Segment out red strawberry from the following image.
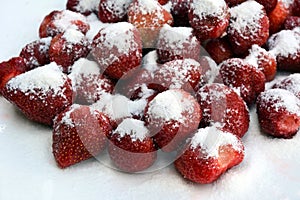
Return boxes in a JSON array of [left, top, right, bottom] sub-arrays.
[[189, 0, 230, 41], [158, 0, 169, 5], [127, 0, 173, 48], [19, 37, 52, 71], [1, 63, 73, 126], [272, 74, 300, 99], [49, 29, 90, 73], [198, 56, 220, 86], [224, 0, 246, 7], [244, 44, 277, 82], [145, 89, 202, 152], [108, 118, 157, 172], [255, 0, 278, 13], [196, 83, 250, 138], [69, 58, 114, 105], [219, 58, 266, 105], [257, 88, 300, 138], [170, 0, 191, 26], [66, 0, 98, 16], [284, 16, 300, 30], [292, 0, 300, 16], [205, 37, 234, 64], [53, 104, 112, 168], [267, 29, 300, 71], [268, 0, 292, 34], [156, 25, 201, 63], [227, 0, 269, 56], [91, 22, 142, 80], [98, 0, 132, 23], [39, 10, 90, 38], [175, 126, 244, 184], [150, 59, 202, 92], [0, 57, 26, 93]]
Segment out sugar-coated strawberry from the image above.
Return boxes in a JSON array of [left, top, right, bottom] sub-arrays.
[[205, 37, 234, 64], [256, 0, 278, 13], [196, 83, 249, 138], [224, 0, 246, 7], [2, 63, 74, 125], [91, 22, 142, 80], [150, 59, 202, 92], [227, 0, 269, 56], [284, 16, 300, 30], [69, 58, 114, 105], [219, 58, 266, 104], [257, 88, 300, 138], [156, 25, 201, 63], [53, 104, 112, 168], [175, 126, 244, 184], [127, 0, 173, 48], [19, 37, 52, 71], [66, 0, 99, 16], [39, 10, 90, 38], [98, 0, 132, 23], [268, 0, 292, 34], [267, 29, 300, 71], [108, 118, 157, 172], [145, 89, 202, 152], [49, 29, 90, 73], [189, 0, 230, 41], [272, 73, 300, 99], [244, 44, 277, 82], [170, 0, 191, 26], [0, 57, 26, 93]]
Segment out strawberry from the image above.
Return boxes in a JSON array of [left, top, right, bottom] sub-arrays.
[[145, 89, 202, 152], [150, 59, 202, 92], [219, 58, 266, 105], [227, 1, 269, 56], [20, 37, 52, 71], [0, 57, 26, 93], [49, 29, 90, 73], [205, 37, 234, 64], [69, 58, 114, 105], [272, 74, 300, 99], [156, 25, 201, 64], [91, 22, 142, 80], [1, 63, 74, 126], [196, 83, 250, 138], [39, 10, 90, 38], [257, 88, 300, 138], [127, 0, 173, 48], [189, 0, 230, 41], [66, 0, 99, 16], [292, 0, 300, 16], [255, 0, 278, 13], [284, 16, 300, 30], [98, 0, 132, 23], [268, 0, 292, 34], [53, 104, 112, 168], [244, 44, 277, 82], [108, 118, 156, 172], [170, 0, 191, 26], [175, 126, 244, 184], [158, 0, 169, 5], [198, 56, 220, 86], [224, 0, 246, 7]]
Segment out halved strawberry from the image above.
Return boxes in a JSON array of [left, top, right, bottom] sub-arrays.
[[175, 126, 244, 184], [98, 0, 132, 23], [53, 104, 112, 168], [0, 57, 26, 93], [257, 88, 300, 138], [108, 118, 157, 172]]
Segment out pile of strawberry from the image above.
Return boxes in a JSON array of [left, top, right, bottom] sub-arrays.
[[0, 0, 300, 184]]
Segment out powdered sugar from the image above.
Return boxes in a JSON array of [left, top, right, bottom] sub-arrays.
[[62, 29, 85, 44], [75, 0, 99, 13], [142, 50, 159, 74], [101, 0, 132, 18], [273, 73, 300, 97], [113, 118, 149, 141], [53, 10, 88, 33], [59, 104, 82, 128], [69, 58, 100, 80], [191, 0, 227, 20], [191, 125, 243, 158]]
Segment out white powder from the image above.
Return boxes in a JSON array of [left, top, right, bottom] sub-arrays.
[[75, 0, 99, 13], [191, 0, 227, 20], [101, 0, 132, 18], [135, 0, 162, 14], [59, 104, 82, 128], [191, 125, 243, 158], [69, 58, 100, 80], [62, 29, 85, 44], [53, 10, 88, 33], [142, 50, 159, 75], [273, 74, 300, 97], [229, 1, 264, 37], [113, 118, 149, 141], [6, 62, 68, 98]]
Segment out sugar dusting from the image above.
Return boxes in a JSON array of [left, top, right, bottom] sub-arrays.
[[53, 10, 88, 33], [113, 118, 149, 141], [75, 0, 99, 13], [191, 0, 227, 20]]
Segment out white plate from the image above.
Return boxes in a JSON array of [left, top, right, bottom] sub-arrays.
[[1, 1, 300, 199]]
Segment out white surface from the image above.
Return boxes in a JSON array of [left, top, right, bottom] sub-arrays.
[[0, 1, 300, 200]]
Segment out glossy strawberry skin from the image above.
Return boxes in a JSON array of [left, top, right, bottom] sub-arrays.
[[268, 1, 291, 34], [108, 132, 157, 173], [205, 37, 234, 64], [53, 105, 112, 168], [0, 57, 26, 93]]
